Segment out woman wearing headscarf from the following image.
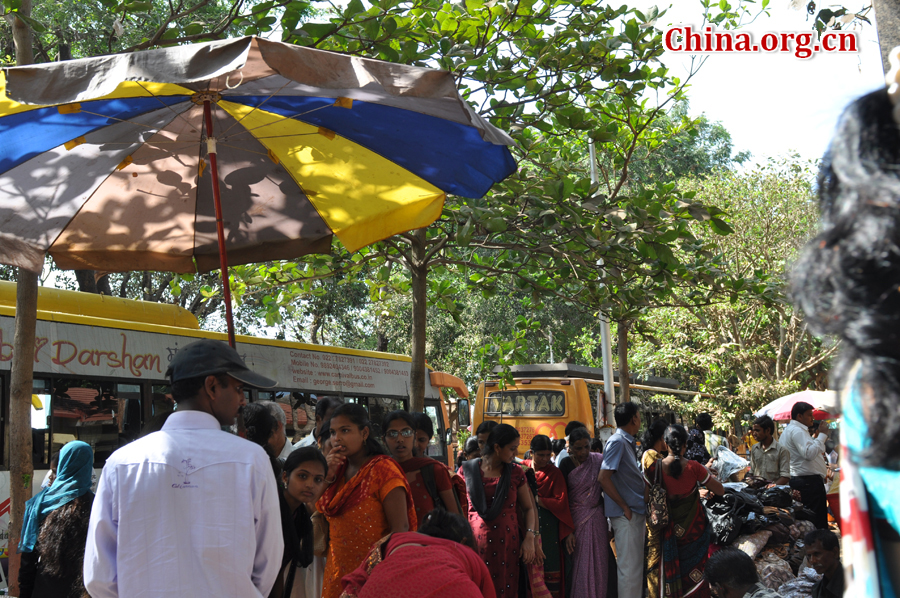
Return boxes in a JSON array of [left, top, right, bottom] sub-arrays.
[[18, 440, 94, 598]]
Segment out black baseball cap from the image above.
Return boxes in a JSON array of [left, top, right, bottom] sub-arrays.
[[165, 339, 277, 388]]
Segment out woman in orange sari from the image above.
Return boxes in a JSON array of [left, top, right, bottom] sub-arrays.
[[316, 403, 416, 598]]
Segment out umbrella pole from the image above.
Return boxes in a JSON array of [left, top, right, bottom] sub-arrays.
[[203, 99, 237, 348]]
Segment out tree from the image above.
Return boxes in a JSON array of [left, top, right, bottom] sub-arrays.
[[619, 157, 829, 424]]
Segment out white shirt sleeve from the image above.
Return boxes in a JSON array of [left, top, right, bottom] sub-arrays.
[[252, 458, 285, 596], [84, 464, 119, 598]]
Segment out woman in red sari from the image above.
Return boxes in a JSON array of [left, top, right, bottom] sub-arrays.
[[341, 509, 495, 598], [316, 403, 417, 598], [643, 424, 724, 598], [463, 423, 541, 598], [382, 410, 460, 526], [524, 435, 575, 598]]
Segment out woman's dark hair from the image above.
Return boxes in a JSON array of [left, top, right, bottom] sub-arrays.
[[412, 412, 434, 439], [330, 402, 385, 456], [284, 446, 328, 477], [704, 547, 759, 589], [481, 423, 520, 457], [569, 427, 591, 445], [35, 493, 93, 593], [564, 420, 586, 436], [464, 436, 480, 455], [792, 88, 900, 469], [318, 417, 333, 445], [475, 420, 498, 436], [551, 438, 566, 455], [242, 403, 277, 457], [695, 413, 713, 431], [419, 509, 475, 547], [242, 402, 281, 478], [382, 410, 415, 436], [642, 418, 669, 454], [530, 434, 552, 452], [591, 437, 604, 452], [664, 424, 689, 479]]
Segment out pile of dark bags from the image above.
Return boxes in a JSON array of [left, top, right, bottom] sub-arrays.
[[703, 483, 821, 596]]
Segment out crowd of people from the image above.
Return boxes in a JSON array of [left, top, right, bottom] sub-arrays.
[[15, 338, 846, 598]]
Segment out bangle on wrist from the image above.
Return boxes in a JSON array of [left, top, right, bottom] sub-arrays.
[[325, 477, 336, 484], [526, 528, 540, 536]]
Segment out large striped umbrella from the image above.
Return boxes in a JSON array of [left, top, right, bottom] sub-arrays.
[[0, 36, 516, 344]]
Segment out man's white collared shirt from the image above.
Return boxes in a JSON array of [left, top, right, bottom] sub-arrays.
[[84, 410, 284, 598], [780, 419, 828, 479]]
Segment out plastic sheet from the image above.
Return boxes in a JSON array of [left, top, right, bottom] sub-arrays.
[[711, 447, 749, 482], [778, 567, 822, 598]]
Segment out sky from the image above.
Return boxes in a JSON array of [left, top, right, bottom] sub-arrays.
[[635, 1, 886, 165]]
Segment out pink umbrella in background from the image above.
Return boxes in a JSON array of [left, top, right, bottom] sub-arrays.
[[755, 389, 839, 422]]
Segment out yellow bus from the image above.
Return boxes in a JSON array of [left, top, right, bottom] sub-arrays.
[[473, 364, 683, 456], [0, 281, 465, 558]]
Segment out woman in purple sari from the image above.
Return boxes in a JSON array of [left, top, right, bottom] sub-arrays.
[[558, 427, 607, 598]]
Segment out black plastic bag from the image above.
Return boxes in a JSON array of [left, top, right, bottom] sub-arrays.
[[759, 487, 793, 509], [704, 489, 763, 545]]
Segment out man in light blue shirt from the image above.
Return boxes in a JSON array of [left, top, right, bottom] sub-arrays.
[[599, 402, 645, 598]]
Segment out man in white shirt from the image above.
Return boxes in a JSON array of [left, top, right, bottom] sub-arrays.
[[84, 339, 284, 598], [779, 400, 829, 529], [258, 399, 294, 461]]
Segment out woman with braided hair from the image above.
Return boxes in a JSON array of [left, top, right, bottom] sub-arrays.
[[643, 424, 723, 598]]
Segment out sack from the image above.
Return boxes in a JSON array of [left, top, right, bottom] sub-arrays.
[[646, 463, 669, 531], [311, 509, 329, 557], [755, 553, 795, 590]]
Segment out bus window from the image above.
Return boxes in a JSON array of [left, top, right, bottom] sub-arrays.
[[458, 399, 470, 427], [32, 378, 51, 468], [423, 404, 445, 460], [151, 384, 174, 417], [367, 397, 406, 438]]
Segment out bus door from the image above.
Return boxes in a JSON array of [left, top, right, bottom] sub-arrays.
[[423, 398, 448, 465]]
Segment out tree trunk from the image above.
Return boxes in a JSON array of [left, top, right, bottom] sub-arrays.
[[9, 270, 38, 597], [617, 320, 630, 403], [74, 270, 98, 293], [408, 228, 428, 413], [9, 17, 35, 596]]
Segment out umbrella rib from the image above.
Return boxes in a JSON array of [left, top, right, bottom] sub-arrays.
[[217, 79, 294, 139], [134, 81, 197, 131], [221, 103, 336, 141]]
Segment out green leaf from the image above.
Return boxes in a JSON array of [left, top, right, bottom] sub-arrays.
[[183, 22, 205, 35], [123, 0, 153, 12], [345, 0, 365, 18], [457, 218, 475, 246], [300, 22, 338, 39], [709, 217, 734, 235], [484, 217, 507, 233], [14, 12, 47, 32]]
